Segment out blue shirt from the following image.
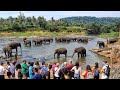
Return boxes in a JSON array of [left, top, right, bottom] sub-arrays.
[[40, 67, 48, 76], [32, 74, 42, 79], [29, 66, 34, 79], [10, 65, 16, 74]]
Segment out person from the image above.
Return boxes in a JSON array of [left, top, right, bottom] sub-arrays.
[[70, 62, 81, 79], [82, 65, 94, 79], [65, 60, 74, 79], [54, 63, 60, 79], [10, 62, 16, 79], [16, 63, 22, 79], [0, 62, 5, 79], [6, 62, 11, 79], [64, 68, 70, 79], [101, 61, 110, 79], [52, 62, 56, 74], [32, 68, 42, 79], [22, 60, 28, 79], [40, 63, 48, 79], [29, 62, 34, 79], [34, 61, 40, 69], [45, 64, 54, 79], [59, 63, 65, 79], [92, 62, 101, 79]]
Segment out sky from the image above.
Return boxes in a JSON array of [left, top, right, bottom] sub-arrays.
[[0, 11, 120, 20]]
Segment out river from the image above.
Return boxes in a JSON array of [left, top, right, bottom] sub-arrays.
[[0, 35, 111, 69]]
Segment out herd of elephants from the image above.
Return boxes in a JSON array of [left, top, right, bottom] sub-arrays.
[[2, 36, 118, 60]]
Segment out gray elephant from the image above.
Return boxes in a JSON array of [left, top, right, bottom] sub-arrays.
[[77, 37, 82, 42], [23, 38, 31, 46], [71, 37, 77, 42], [107, 39, 117, 44], [32, 39, 42, 45], [97, 41, 105, 48], [7, 42, 22, 55], [54, 48, 67, 59], [3, 46, 12, 58], [81, 37, 88, 42], [72, 47, 86, 58]]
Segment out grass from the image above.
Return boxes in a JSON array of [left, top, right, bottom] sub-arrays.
[[99, 32, 119, 38], [0, 30, 86, 37]]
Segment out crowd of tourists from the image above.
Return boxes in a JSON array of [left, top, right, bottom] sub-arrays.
[[0, 60, 110, 79]]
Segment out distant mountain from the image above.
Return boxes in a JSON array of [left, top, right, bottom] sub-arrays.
[[59, 16, 120, 25]]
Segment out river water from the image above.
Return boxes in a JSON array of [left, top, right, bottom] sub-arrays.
[[0, 35, 111, 69]]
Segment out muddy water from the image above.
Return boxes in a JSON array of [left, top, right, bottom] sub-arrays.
[[0, 35, 111, 69]]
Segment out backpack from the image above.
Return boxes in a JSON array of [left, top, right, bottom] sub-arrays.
[[105, 65, 110, 76], [94, 68, 99, 76], [86, 71, 94, 79]]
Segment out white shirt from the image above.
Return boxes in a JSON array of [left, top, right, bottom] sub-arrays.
[[71, 66, 81, 75], [101, 64, 110, 79], [54, 67, 60, 77], [0, 66, 4, 75]]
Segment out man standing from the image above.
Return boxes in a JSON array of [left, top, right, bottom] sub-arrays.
[[22, 60, 28, 79], [0, 62, 5, 79], [101, 61, 110, 79], [10, 62, 16, 79]]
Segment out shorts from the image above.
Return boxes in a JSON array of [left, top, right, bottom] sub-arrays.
[[0, 75, 4, 79], [7, 72, 12, 77], [74, 74, 80, 79]]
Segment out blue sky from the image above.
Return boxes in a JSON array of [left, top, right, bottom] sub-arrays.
[[0, 11, 120, 20]]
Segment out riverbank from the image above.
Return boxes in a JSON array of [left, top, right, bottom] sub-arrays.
[[99, 32, 119, 38], [90, 41, 120, 79], [0, 31, 86, 38]]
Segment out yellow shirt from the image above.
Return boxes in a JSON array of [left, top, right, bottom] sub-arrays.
[[92, 66, 101, 74]]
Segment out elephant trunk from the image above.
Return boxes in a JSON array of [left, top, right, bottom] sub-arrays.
[[54, 53, 56, 58], [72, 52, 75, 58], [19, 44, 22, 55]]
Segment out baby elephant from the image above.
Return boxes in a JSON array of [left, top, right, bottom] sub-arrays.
[[23, 37, 31, 46], [97, 41, 105, 48], [3, 46, 12, 58]]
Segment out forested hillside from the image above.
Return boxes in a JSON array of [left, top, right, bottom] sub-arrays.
[[0, 12, 120, 36]]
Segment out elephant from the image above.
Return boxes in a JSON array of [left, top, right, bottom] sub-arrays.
[[71, 37, 77, 41], [72, 47, 86, 58], [97, 41, 105, 48], [32, 39, 43, 45], [55, 37, 71, 43], [3, 46, 12, 58], [81, 37, 88, 42], [42, 38, 51, 43], [23, 38, 31, 46], [77, 37, 82, 42], [54, 48, 67, 59], [107, 38, 117, 44], [77, 37, 88, 43], [7, 42, 22, 55]]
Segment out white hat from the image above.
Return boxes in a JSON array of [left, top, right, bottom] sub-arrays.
[[64, 62, 67, 65]]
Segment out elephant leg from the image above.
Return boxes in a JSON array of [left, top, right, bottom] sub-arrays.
[[65, 53, 67, 58], [57, 54, 59, 59], [16, 48, 18, 55], [4, 52, 7, 58], [78, 53, 80, 58], [30, 43, 31, 46]]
